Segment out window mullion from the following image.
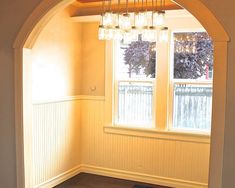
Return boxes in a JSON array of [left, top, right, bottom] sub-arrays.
[[155, 42, 170, 131]]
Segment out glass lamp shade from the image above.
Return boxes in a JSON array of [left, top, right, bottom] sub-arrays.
[[153, 11, 165, 26], [113, 26, 123, 40], [119, 13, 132, 31], [98, 25, 106, 40], [135, 12, 147, 28], [105, 28, 114, 40], [113, 14, 119, 26], [159, 27, 169, 42], [103, 12, 115, 27], [123, 31, 134, 44], [129, 26, 139, 42], [142, 26, 157, 42]]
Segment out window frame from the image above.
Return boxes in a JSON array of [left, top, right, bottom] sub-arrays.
[[112, 40, 157, 129], [168, 29, 213, 133], [104, 29, 212, 140]]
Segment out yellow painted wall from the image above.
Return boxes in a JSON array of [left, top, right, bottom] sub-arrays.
[[32, 17, 105, 99], [81, 22, 105, 96], [32, 9, 82, 101]]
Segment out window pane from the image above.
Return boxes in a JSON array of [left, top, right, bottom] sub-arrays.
[[173, 84, 212, 131], [173, 32, 213, 80], [117, 81, 153, 128], [117, 36, 156, 79]]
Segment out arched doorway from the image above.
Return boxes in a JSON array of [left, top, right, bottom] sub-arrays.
[[14, 0, 229, 188]]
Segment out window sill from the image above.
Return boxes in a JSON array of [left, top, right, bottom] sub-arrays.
[[104, 126, 210, 144]]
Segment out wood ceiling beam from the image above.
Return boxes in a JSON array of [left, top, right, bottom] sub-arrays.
[[71, 2, 182, 16], [78, 0, 102, 2]]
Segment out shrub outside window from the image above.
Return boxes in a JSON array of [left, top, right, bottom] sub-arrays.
[[114, 36, 156, 128]]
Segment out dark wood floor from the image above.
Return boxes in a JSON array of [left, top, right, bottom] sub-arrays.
[[54, 173, 172, 188]]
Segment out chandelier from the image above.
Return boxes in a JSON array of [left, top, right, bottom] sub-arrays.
[[98, 0, 169, 42]]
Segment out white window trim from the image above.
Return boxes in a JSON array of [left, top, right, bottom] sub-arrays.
[[104, 32, 211, 142], [104, 126, 210, 144], [106, 40, 157, 129], [168, 30, 213, 133]]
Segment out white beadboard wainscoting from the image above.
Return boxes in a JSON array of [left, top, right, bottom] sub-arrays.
[[32, 98, 81, 187], [81, 98, 210, 188], [31, 96, 210, 188]]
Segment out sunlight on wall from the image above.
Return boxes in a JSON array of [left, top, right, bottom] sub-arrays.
[[31, 8, 82, 102], [30, 8, 82, 187], [32, 51, 68, 101]]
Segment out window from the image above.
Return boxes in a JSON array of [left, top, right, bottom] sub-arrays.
[[170, 32, 213, 132], [114, 36, 156, 129], [106, 30, 213, 134]]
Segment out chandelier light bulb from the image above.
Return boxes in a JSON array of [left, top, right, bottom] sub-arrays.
[[142, 26, 149, 41], [113, 26, 123, 40], [105, 28, 114, 40], [159, 27, 169, 42], [130, 26, 139, 42], [142, 26, 157, 42], [120, 13, 132, 31], [153, 11, 166, 26], [103, 12, 115, 27], [98, 25, 106, 40], [135, 12, 147, 28], [123, 31, 134, 44], [112, 13, 119, 26]]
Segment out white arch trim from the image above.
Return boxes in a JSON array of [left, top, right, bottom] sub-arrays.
[[173, 0, 229, 42], [14, 0, 229, 188]]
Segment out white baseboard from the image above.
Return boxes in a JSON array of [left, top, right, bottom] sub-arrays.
[[35, 164, 208, 188], [79, 164, 208, 188], [35, 165, 81, 188]]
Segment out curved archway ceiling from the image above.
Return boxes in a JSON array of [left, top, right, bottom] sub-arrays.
[[72, 0, 182, 16]]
